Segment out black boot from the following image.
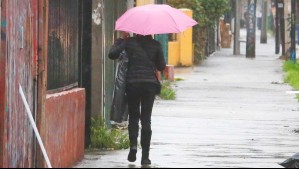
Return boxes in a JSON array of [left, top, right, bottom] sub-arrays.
[[141, 152, 151, 165], [141, 129, 152, 165], [128, 118, 139, 163], [128, 146, 137, 162]]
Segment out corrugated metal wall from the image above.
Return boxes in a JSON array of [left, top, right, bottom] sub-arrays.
[[47, 0, 80, 91], [1, 0, 38, 167]]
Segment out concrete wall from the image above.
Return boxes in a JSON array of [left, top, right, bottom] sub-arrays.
[[168, 9, 194, 67], [178, 9, 193, 66], [44, 88, 85, 168], [168, 41, 180, 66], [91, 0, 104, 119]]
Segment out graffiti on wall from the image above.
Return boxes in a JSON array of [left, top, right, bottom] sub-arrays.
[[92, 2, 102, 25], [1, 21, 6, 40]]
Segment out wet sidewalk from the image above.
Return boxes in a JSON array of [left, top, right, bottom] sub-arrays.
[[75, 34, 299, 168]]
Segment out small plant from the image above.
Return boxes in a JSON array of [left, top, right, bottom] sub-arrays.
[[90, 118, 130, 150], [283, 61, 299, 102], [174, 77, 184, 82], [160, 81, 176, 100], [283, 61, 299, 90], [283, 60, 299, 72]]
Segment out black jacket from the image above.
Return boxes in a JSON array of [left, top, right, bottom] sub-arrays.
[[108, 36, 166, 84]]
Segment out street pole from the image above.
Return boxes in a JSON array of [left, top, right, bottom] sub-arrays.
[[246, 0, 257, 58], [291, 0, 296, 62], [275, 0, 280, 54], [278, 0, 285, 56], [234, 0, 241, 55], [260, 0, 268, 44]]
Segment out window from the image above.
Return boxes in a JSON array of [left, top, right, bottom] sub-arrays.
[[47, 0, 80, 93]]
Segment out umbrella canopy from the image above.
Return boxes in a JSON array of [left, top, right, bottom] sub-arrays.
[[115, 4, 198, 35], [280, 153, 299, 168]]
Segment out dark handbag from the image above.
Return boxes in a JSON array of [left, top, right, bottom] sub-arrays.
[[155, 72, 162, 95]]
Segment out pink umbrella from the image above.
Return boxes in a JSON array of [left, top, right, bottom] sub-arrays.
[[115, 4, 198, 35]]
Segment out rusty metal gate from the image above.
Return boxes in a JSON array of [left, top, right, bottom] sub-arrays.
[[0, 0, 39, 167]]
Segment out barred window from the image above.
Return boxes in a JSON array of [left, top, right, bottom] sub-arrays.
[[47, 0, 80, 92]]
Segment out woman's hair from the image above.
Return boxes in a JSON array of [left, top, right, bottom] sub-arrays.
[[136, 34, 153, 39]]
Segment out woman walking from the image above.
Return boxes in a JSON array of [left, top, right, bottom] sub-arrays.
[[109, 34, 166, 166]]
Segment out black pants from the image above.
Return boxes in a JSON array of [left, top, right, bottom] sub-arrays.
[[126, 82, 156, 156]]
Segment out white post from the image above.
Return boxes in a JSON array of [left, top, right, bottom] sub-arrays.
[[19, 85, 52, 168]]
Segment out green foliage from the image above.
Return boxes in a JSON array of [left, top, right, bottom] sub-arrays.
[[166, 0, 230, 64], [167, 0, 202, 25], [283, 61, 299, 102], [283, 60, 299, 72], [198, 0, 230, 28], [160, 81, 176, 100], [284, 71, 299, 90], [90, 118, 130, 150], [167, 0, 230, 28]]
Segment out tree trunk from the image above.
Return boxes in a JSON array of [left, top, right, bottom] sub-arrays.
[[260, 0, 268, 44], [275, 0, 280, 54], [246, 0, 257, 58]]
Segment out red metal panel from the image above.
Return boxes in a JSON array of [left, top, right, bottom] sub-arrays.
[[0, 0, 7, 167], [2, 1, 86, 167], [2, 0, 39, 167], [45, 89, 86, 168], [36, 0, 49, 167]]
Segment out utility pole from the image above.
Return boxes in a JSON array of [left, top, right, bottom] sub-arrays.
[[275, 0, 280, 54], [278, 0, 286, 56], [246, 0, 257, 58], [291, 0, 296, 62], [260, 0, 268, 43], [234, 0, 241, 55], [284, 0, 291, 59]]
